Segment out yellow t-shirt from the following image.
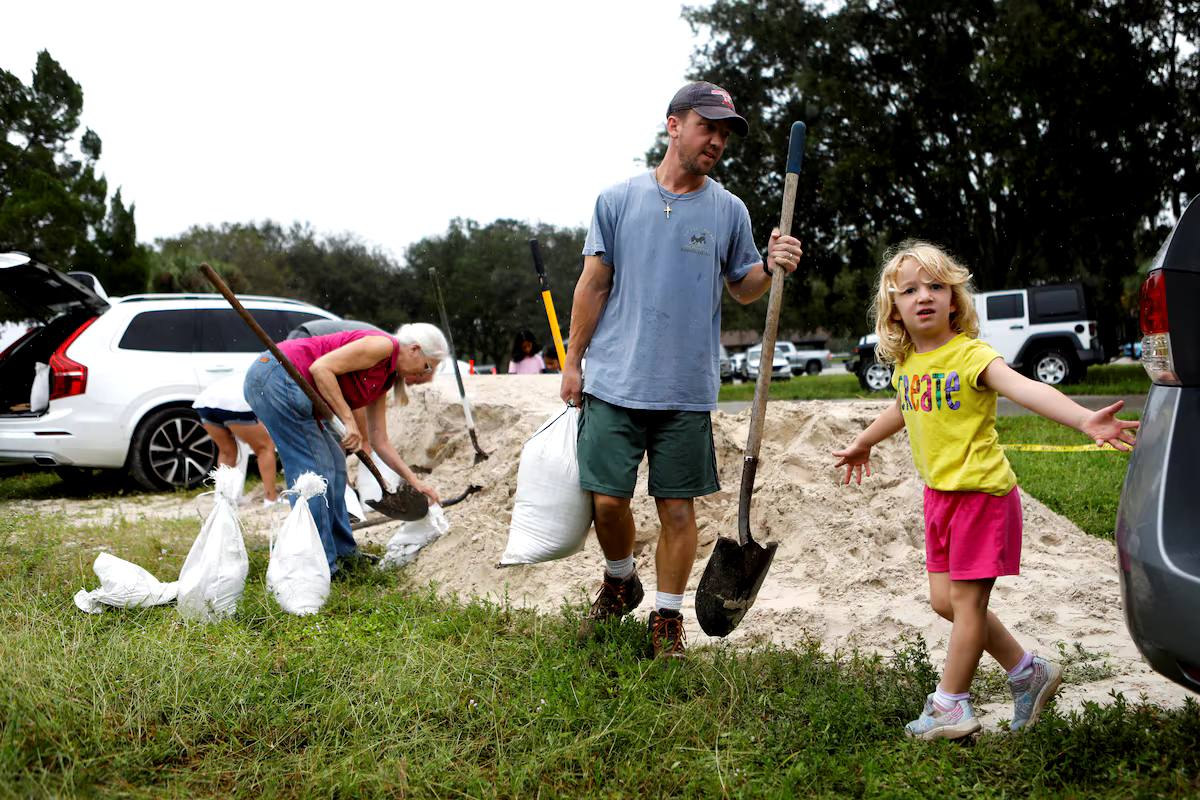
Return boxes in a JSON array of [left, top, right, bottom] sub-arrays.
[[891, 334, 1016, 496]]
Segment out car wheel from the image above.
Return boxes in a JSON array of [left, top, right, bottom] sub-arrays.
[[859, 361, 893, 392], [1028, 349, 1072, 386], [806, 360, 822, 376], [128, 407, 218, 491]]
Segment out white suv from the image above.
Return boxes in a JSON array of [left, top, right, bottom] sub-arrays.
[[0, 253, 338, 489], [847, 283, 1105, 391]]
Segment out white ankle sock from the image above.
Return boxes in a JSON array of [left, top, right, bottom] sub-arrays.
[[655, 591, 683, 612], [605, 556, 635, 579], [933, 685, 970, 712]]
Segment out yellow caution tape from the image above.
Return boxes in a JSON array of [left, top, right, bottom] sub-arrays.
[[1002, 443, 1123, 453]]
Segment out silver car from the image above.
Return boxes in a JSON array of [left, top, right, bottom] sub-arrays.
[[1115, 196, 1200, 693]]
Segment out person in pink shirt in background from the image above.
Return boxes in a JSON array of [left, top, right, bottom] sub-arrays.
[[508, 329, 545, 375]]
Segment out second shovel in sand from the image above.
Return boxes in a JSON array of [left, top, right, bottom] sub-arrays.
[[429, 267, 489, 464]]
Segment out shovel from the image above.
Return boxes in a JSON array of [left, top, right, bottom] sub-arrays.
[[200, 263, 429, 521], [429, 268, 489, 464], [528, 238, 568, 369], [695, 122, 807, 637]]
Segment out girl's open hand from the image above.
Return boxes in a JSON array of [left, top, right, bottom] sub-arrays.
[[833, 440, 873, 485], [1081, 400, 1140, 451]]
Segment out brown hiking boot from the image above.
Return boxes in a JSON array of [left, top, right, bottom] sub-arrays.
[[577, 571, 644, 640], [648, 609, 686, 659]]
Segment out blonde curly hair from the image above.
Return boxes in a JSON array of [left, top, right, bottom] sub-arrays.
[[871, 240, 979, 365]]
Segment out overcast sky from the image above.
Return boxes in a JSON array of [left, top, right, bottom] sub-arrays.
[[4, 1, 705, 262]]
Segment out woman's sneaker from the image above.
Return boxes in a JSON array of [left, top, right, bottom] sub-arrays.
[[905, 694, 982, 740], [1009, 656, 1063, 731], [577, 571, 644, 641]]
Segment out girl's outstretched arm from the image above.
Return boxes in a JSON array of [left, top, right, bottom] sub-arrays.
[[833, 397, 905, 484], [981, 359, 1139, 450]]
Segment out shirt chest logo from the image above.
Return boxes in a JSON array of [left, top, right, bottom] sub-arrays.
[[681, 227, 714, 256]]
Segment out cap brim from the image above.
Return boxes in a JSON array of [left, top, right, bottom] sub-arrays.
[[693, 106, 749, 136]]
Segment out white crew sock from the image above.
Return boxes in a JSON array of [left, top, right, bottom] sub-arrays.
[[604, 556, 635, 580], [655, 591, 683, 612]]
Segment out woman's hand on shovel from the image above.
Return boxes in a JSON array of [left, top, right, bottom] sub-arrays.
[[339, 417, 363, 452], [413, 480, 441, 505], [833, 440, 873, 485]]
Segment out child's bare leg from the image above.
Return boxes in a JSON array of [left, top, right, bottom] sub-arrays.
[[928, 573, 1024, 672], [231, 422, 278, 501], [202, 422, 239, 468], [940, 578, 1001, 693]]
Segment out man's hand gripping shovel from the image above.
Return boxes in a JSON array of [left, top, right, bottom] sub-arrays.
[[695, 122, 806, 637], [200, 263, 429, 521]]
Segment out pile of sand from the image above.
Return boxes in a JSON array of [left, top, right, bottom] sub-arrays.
[[357, 373, 1188, 720]]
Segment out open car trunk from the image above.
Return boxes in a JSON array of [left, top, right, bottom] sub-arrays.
[[0, 253, 109, 417]]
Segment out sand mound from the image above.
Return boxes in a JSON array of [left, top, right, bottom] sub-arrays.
[[358, 373, 1189, 720]]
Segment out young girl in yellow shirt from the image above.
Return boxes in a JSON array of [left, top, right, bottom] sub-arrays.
[[834, 241, 1138, 740]]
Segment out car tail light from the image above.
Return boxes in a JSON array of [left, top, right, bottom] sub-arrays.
[[1139, 271, 1180, 386], [48, 316, 98, 400]]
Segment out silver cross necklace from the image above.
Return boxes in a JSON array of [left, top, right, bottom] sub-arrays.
[[653, 166, 678, 220]]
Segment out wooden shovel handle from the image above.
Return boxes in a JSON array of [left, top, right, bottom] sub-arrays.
[[198, 263, 392, 492], [738, 122, 806, 546]]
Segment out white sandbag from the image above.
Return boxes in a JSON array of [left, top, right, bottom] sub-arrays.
[[73, 553, 178, 614], [500, 406, 593, 565], [177, 464, 249, 621], [30, 362, 49, 413], [267, 472, 332, 615], [380, 505, 449, 569], [344, 484, 367, 522], [356, 451, 400, 505]]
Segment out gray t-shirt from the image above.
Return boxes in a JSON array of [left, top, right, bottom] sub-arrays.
[[582, 171, 761, 411]]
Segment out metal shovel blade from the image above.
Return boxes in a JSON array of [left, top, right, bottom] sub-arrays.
[[695, 535, 778, 637], [366, 483, 429, 521]]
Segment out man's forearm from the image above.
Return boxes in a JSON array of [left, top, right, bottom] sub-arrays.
[[727, 263, 773, 305], [565, 282, 608, 367]]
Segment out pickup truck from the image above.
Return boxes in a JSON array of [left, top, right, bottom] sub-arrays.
[[775, 341, 834, 375], [846, 283, 1105, 391]]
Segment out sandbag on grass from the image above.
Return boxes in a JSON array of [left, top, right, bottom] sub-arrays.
[[267, 472, 331, 615], [73, 553, 178, 614], [177, 465, 249, 622]]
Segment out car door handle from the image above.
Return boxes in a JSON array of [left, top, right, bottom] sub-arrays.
[[1009, 325, 1024, 330], [206, 367, 235, 373]]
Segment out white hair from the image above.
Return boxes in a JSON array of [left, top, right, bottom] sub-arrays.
[[391, 322, 450, 406]]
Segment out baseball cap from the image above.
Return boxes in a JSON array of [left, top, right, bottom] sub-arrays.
[[666, 81, 749, 136]]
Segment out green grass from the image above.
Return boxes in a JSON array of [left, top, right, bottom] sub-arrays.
[[995, 414, 1139, 539], [1059, 364, 1151, 396], [2, 506, 1199, 797], [718, 372, 867, 402], [718, 364, 1150, 403]]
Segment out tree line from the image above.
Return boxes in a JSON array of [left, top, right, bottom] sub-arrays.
[[3, 2, 1198, 357]]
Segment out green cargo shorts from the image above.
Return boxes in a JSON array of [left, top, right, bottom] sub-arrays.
[[577, 393, 720, 499]]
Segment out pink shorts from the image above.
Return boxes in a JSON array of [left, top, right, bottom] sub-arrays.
[[923, 486, 1022, 580]]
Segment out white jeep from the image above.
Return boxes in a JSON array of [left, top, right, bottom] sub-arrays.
[[847, 283, 1106, 391]]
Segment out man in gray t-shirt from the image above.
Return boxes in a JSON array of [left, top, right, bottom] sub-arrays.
[[561, 80, 803, 657]]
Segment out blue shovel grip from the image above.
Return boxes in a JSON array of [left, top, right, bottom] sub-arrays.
[[786, 121, 807, 175]]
